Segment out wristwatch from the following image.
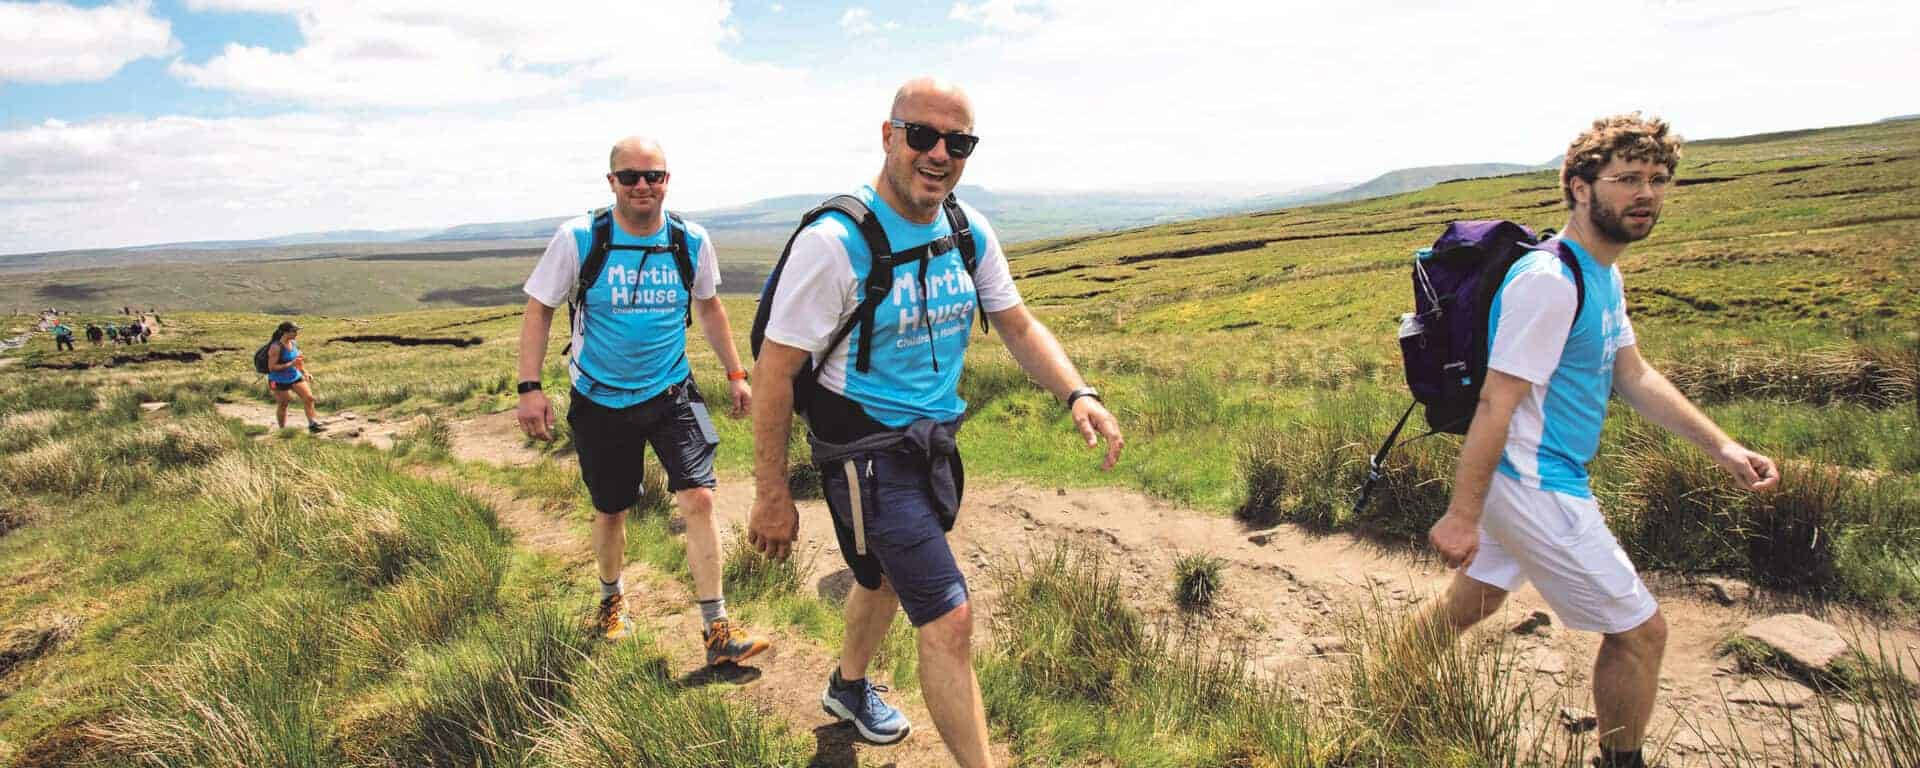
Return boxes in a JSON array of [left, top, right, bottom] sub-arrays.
[[516, 380, 543, 394], [1065, 386, 1101, 411]]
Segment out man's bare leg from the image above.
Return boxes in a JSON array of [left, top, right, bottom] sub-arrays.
[[678, 488, 722, 600], [1593, 611, 1668, 753], [918, 602, 991, 768], [840, 579, 900, 681]]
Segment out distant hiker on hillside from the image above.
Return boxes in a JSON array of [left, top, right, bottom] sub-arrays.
[[85, 323, 103, 346], [1410, 114, 1778, 768], [265, 321, 323, 433], [513, 135, 768, 664], [138, 322, 152, 343], [746, 78, 1125, 767], [125, 320, 143, 345], [51, 321, 74, 352], [104, 323, 119, 344]]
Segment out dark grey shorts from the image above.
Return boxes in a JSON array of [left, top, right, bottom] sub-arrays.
[[820, 452, 968, 627], [567, 381, 718, 514]]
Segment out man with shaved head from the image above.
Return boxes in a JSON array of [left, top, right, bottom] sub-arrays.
[[749, 78, 1125, 766], [516, 136, 769, 667]]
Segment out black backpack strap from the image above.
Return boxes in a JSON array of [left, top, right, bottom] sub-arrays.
[[667, 212, 695, 328], [1527, 238, 1588, 332], [752, 195, 893, 382], [563, 207, 617, 357], [942, 195, 990, 335]]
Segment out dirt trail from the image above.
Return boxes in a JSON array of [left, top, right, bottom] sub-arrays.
[[209, 400, 1920, 766]]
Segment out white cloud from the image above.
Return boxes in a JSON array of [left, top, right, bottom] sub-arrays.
[[4, 0, 1920, 254], [0, 0, 175, 83], [840, 7, 879, 35], [170, 1, 758, 107], [949, 0, 1045, 33], [770, 3, 783, 11]]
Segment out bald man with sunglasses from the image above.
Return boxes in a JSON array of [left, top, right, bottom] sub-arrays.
[[749, 78, 1124, 767], [516, 136, 769, 667]]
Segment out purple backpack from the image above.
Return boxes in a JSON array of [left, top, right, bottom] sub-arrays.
[[1356, 220, 1584, 511]]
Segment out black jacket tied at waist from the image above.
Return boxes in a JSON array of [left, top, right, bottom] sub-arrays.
[[809, 418, 964, 531]]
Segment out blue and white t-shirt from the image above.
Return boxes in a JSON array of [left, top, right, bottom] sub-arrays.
[[759, 186, 1022, 430], [523, 211, 720, 408], [1486, 237, 1636, 498]]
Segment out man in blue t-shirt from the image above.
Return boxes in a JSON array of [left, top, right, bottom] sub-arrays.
[[1421, 114, 1779, 768], [516, 136, 768, 666], [749, 78, 1125, 767]]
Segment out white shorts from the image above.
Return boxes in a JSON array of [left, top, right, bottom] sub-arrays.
[[1465, 472, 1658, 634]]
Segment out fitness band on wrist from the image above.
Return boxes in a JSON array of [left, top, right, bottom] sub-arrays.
[[516, 380, 543, 394], [727, 369, 749, 382]]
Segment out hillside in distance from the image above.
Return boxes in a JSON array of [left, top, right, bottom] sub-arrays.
[[1002, 118, 1920, 342]]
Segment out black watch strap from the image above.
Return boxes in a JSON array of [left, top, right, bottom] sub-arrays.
[[1065, 386, 1100, 410], [516, 380, 543, 394]]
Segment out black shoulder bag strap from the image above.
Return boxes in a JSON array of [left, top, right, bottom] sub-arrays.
[[941, 195, 990, 335], [666, 212, 695, 328], [562, 207, 616, 357]]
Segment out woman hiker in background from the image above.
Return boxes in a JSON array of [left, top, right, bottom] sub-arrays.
[[266, 321, 324, 433]]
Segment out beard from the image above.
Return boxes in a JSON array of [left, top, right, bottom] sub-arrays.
[[1587, 195, 1658, 244]]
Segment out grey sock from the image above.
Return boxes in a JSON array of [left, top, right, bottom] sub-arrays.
[[699, 598, 727, 625], [600, 577, 623, 600]]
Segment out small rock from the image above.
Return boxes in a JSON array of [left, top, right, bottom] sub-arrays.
[[1557, 706, 1597, 732], [1727, 678, 1816, 710], [1246, 529, 1277, 546], [1519, 647, 1568, 677], [1370, 573, 1393, 587], [1303, 636, 1348, 656], [1741, 613, 1850, 673], [337, 411, 360, 421], [1056, 488, 1066, 496], [1699, 577, 1752, 605], [138, 401, 168, 412], [1512, 610, 1552, 636]]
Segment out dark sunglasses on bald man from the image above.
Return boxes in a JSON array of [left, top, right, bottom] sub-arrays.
[[889, 119, 979, 159], [612, 169, 669, 186]]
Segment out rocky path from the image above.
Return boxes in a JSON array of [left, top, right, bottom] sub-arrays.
[[211, 399, 1920, 766]]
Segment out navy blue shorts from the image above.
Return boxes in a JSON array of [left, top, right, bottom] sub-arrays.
[[820, 452, 968, 627], [567, 381, 718, 514]]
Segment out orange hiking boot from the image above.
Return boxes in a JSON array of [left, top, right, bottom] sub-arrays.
[[704, 618, 770, 666], [596, 593, 634, 642]]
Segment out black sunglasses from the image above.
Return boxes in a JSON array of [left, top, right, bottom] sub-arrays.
[[889, 119, 979, 159], [612, 169, 670, 186]]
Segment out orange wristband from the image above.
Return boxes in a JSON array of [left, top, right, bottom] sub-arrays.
[[727, 369, 749, 382]]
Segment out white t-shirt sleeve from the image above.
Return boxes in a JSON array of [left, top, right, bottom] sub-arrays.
[[966, 209, 1023, 312], [760, 224, 857, 354], [523, 223, 581, 309], [691, 226, 720, 300], [1486, 268, 1578, 385]]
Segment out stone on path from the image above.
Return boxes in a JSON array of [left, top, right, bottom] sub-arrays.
[[1512, 610, 1552, 636], [1698, 576, 1752, 605], [1740, 613, 1850, 673], [1557, 706, 1597, 732], [1727, 678, 1816, 710]]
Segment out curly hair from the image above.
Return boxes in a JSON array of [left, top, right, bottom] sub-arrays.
[[1561, 112, 1683, 209]]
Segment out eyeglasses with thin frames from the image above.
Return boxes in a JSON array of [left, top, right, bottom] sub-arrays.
[[1595, 172, 1672, 193]]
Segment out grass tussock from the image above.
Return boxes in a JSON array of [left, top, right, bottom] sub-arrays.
[[721, 524, 810, 604], [392, 414, 453, 457], [1712, 639, 1920, 768], [1615, 421, 1920, 603], [983, 544, 1319, 766], [1662, 343, 1919, 410], [373, 607, 588, 766], [1329, 600, 1583, 766], [1173, 552, 1224, 610], [1236, 395, 1454, 542], [531, 639, 809, 767], [336, 543, 506, 675], [0, 380, 96, 416]]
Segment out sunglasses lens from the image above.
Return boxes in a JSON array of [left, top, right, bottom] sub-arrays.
[[945, 133, 977, 158], [643, 171, 668, 184], [903, 123, 940, 152], [614, 171, 638, 185]]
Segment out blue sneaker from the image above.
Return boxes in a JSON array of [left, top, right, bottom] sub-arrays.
[[821, 669, 911, 744]]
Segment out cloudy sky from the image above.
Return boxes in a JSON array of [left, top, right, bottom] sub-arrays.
[[1, 0, 1915, 255]]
